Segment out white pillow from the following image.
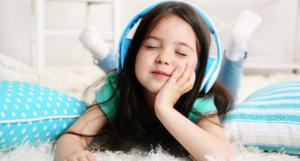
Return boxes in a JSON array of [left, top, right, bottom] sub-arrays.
[[222, 81, 300, 155], [0, 53, 40, 84]]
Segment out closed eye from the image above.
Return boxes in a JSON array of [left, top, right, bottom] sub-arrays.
[[176, 52, 186, 56], [146, 46, 158, 49]]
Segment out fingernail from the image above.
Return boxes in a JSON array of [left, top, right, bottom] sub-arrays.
[[188, 63, 192, 66]]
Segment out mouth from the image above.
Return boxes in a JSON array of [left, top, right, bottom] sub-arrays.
[[152, 70, 170, 78]]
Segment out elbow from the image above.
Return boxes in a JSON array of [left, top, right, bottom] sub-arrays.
[[223, 147, 234, 161], [195, 148, 234, 161], [222, 139, 234, 161], [227, 143, 235, 161], [226, 151, 234, 161], [193, 152, 234, 161]]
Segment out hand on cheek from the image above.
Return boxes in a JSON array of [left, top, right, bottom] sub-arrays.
[[154, 63, 196, 111]]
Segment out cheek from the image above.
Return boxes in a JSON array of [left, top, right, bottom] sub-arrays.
[[135, 50, 148, 78], [135, 49, 147, 66], [190, 55, 198, 70], [135, 49, 144, 66], [176, 59, 198, 71], [135, 52, 142, 75], [192, 60, 198, 71]]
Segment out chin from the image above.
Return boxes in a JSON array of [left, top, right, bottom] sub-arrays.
[[148, 84, 164, 94]]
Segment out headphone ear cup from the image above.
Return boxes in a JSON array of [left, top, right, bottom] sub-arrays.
[[120, 38, 132, 71], [200, 57, 217, 93]]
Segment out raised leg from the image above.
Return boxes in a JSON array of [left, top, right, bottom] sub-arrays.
[[79, 26, 116, 73], [217, 10, 262, 102]]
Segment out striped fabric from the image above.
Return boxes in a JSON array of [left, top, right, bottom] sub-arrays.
[[222, 81, 300, 155]]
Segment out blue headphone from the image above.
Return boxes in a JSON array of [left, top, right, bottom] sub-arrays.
[[117, 0, 222, 94]]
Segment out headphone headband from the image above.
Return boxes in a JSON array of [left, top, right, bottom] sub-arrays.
[[117, 0, 222, 93]]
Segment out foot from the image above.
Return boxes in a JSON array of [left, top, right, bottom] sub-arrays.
[[226, 10, 263, 61], [79, 25, 110, 61]]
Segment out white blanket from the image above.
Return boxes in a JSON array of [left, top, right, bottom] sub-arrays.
[[0, 140, 299, 161]]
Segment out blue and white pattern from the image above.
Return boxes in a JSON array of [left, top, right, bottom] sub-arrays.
[[0, 81, 88, 149], [222, 81, 300, 155]]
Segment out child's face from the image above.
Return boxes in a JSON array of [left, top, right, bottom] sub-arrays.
[[135, 16, 198, 94]]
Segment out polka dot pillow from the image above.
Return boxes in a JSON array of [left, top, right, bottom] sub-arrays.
[[0, 80, 88, 149], [222, 81, 300, 156]]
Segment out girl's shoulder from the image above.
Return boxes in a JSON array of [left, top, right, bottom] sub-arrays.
[[106, 71, 119, 81], [95, 71, 120, 104], [95, 71, 120, 124], [104, 71, 120, 88], [193, 95, 216, 110], [188, 96, 217, 123]]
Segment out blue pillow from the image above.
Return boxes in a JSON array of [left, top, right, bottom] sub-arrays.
[[222, 81, 300, 156], [0, 80, 88, 149]]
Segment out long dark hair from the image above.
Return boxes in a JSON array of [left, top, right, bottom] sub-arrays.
[[70, 1, 233, 156]]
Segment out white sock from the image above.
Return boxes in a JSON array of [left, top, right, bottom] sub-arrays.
[[226, 10, 263, 61], [79, 25, 110, 61]]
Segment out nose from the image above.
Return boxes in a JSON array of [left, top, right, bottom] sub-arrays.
[[155, 50, 170, 65]]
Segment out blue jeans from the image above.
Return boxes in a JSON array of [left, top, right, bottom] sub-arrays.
[[217, 51, 247, 102], [93, 48, 117, 73], [94, 49, 246, 102]]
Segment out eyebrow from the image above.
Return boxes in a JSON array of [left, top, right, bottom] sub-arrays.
[[178, 42, 194, 52], [145, 36, 161, 41], [145, 36, 194, 52]]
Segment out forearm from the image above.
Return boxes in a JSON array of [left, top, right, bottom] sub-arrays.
[[54, 134, 88, 161], [156, 108, 233, 161]]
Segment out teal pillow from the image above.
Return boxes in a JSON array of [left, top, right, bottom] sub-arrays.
[[0, 80, 88, 149], [222, 81, 300, 156]]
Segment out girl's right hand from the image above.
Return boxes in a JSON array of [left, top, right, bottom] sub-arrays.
[[63, 150, 97, 161]]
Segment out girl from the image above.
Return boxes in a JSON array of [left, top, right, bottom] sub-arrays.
[[55, 1, 261, 161]]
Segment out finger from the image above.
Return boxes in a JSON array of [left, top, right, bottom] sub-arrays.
[[77, 155, 88, 161], [177, 63, 191, 86], [182, 66, 196, 93], [169, 66, 182, 84], [67, 158, 79, 161], [86, 152, 97, 161], [188, 64, 196, 82], [178, 64, 186, 77], [66, 157, 78, 161]]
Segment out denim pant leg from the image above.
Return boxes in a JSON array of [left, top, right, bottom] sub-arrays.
[[93, 48, 117, 73], [217, 51, 248, 102]]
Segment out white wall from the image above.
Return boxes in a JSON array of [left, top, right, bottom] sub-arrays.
[[0, 0, 299, 68], [0, 0, 32, 65]]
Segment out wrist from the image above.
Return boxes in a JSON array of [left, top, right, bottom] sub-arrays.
[[154, 105, 174, 116]]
